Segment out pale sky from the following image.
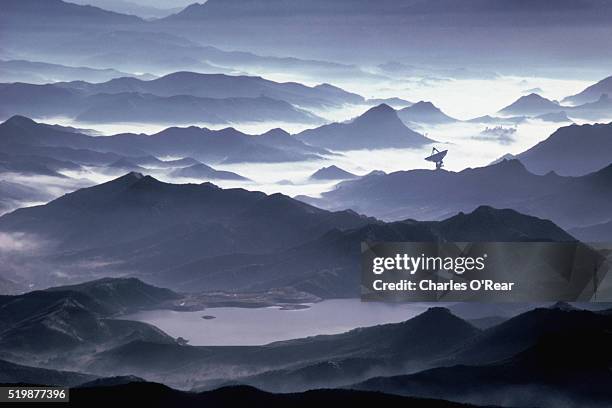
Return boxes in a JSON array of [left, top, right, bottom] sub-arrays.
[[75, 0, 202, 10]]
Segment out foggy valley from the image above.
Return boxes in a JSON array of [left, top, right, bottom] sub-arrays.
[[1, 1, 612, 407]]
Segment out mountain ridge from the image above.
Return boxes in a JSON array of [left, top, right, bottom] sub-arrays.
[[516, 121, 612, 175], [299, 158, 612, 229], [296, 104, 434, 150], [397, 101, 458, 124], [563, 75, 612, 105], [0, 115, 328, 164]]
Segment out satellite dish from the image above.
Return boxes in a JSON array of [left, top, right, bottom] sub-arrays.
[[425, 147, 448, 170]]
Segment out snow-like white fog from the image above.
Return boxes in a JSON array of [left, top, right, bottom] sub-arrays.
[[45, 119, 568, 199], [11, 74, 610, 209], [334, 75, 591, 120]]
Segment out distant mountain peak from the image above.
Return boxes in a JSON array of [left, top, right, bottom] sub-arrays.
[[200, 181, 221, 189], [485, 158, 529, 174], [124, 171, 145, 180], [361, 103, 396, 116], [548, 301, 577, 311], [439, 205, 576, 242], [365, 170, 387, 177], [170, 163, 248, 181], [131, 174, 162, 186], [460, 159, 531, 180], [322, 164, 345, 171], [499, 93, 560, 115], [397, 101, 457, 124], [421, 306, 453, 316], [524, 92, 548, 100], [584, 162, 612, 181], [349, 103, 406, 128], [310, 165, 357, 180], [469, 205, 501, 215], [261, 128, 291, 137], [562, 75, 612, 105], [106, 172, 162, 190], [3, 115, 37, 127], [160, 71, 207, 81], [516, 121, 612, 176], [411, 101, 437, 110], [512, 93, 556, 105], [460, 205, 529, 220], [314, 83, 343, 91], [498, 157, 525, 167], [409, 307, 476, 331]]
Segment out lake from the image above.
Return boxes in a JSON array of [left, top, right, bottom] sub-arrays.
[[122, 299, 611, 346], [121, 299, 437, 346]]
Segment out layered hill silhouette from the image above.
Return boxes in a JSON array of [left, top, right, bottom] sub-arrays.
[[446, 305, 612, 365], [301, 159, 612, 230], [0, 359, 96, 386], [0, 278, 177, 355], [564, 93, 612, 120], [296, 104, 433, 150], [75, 94, 320, 125], [0, 172, 372, 293], [87, 307, 479, 391], [0, 59, 152, 84], [44, 277, 181, 314], [0, 116, 329, 164], [497, 92, 612, 120], [498, 93, 561, 116], [4, 2, 612, 406], [0, 149, 83, 177], [535, 111, 571, 123], [66, 382, 480, 408], [0, 172, 574, 295], [563, 75, 612, 105], [3, 1, 378, 85], [0, 287, 470, 395], [163, 205, 574, 296], [0, 172, 369, 253], [309, 165, 357, 181], [0, 284, 479, 394], [516, 122, 612, 175], [353, 307, 612, 407], [68, 0, 179, 19], [5, 280, 612, 407], [570, 220, 612, 242], [366, 97, 413, 108], [2, 0, 143, 26], [170, 163, 249, 181], [252, 128, 330, 157], [61, 302, 612, 404], [0, 179, 52, 214], [162, 0, 612, 23], [397, 101, 458, 125], [56, 71, 363, 108], [0, 82, 321, 125], [5, 0, 612, 82], [151, 0, 612, 75]]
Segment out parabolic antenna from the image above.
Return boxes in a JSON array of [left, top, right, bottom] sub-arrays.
[[425, 147, 448, 170]]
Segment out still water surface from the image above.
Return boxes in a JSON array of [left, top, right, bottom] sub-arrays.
[[122, 299, 435, 346]]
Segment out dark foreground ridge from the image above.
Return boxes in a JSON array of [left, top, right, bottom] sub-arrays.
[[1, 382, 484, 408]]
